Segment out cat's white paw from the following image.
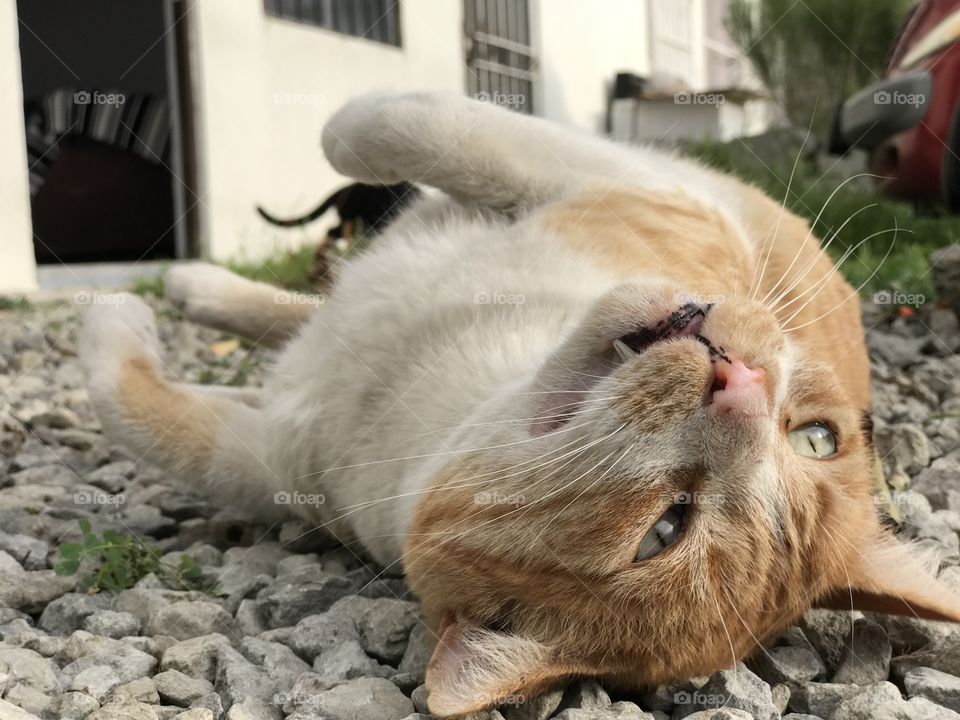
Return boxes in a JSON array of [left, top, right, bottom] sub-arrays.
[[322, 92, 461, 184], [165, 263, 250, 327], [80, 292, 161, 391]]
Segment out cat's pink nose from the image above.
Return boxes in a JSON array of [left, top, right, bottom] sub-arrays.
[[707, 356, 768, 417]]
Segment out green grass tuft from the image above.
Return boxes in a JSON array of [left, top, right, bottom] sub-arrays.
[[684, 137, 960, 300], [227, 244, 316, 292], [0, 295, 33, 311]]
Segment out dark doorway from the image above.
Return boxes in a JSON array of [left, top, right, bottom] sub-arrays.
[[17, 0, 193, 265]]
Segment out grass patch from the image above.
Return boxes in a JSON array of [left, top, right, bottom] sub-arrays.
[[130, 273, 166, 297], [0, 295, 33, 312], [684, 138, 960, 299], [55, 518, 218, 594], [227, 244, 316, 292]]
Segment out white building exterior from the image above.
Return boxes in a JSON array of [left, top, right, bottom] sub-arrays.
[[0, 0, 760, 292]]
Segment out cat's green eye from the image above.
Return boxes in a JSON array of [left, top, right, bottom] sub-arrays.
[[787, 422, 837, 458], [635, 504, 685, 561]]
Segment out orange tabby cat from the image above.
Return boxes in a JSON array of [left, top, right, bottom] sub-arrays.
[[82, 92, 960, 717]]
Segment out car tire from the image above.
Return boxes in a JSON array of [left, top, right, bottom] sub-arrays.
[[943, 103, 960, 213]]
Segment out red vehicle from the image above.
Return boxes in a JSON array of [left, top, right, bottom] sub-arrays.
[[829, 0, 960, 210]]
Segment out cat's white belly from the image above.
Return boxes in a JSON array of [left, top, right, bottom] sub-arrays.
[[261, 200, 619, 566]]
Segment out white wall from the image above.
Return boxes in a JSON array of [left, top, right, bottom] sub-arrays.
[[0, 0, 37, 292], [532, 0, 650, 134], [189, 0, 465, 262]]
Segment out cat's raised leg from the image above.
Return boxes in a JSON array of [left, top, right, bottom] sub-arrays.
[[164, 263, 317, 348], [80, 293, 287, 519], [322, 91, 685, 213]]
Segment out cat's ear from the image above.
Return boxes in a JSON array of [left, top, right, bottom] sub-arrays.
[[816, 538, 960, 622], [425, 615, 587, 716]]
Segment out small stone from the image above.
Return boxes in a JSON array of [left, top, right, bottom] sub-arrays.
[[831, 619, 892, 684], [84, 610, 142, 639], [0, 647, 61, 693], [905, 666, 960, 712], [39, 592, 114, 635], [0, 568, 75, 613], [788, 682, 860, 717], [397, 623, 433, 685], [154, 669, 216, 707], [0, 530, 48, 568], [258, 571, 358, 628], [215, 646, 278, 707], [234, 599, 268, 637], [173, 710, 213, 720], [224, 697, 282, 719], [285, 677, 413, 720], [0, 698, 43, 720], [187, 693, 224, 719], [2, 684, 52, 717], [69, 664, 123, 701], [87, 701, 160, 720], [799, 609, 862, 672], [148, 601, 236, 641], [502, 687, 563, 719], [60, 633, 158, 687], [312, 639, 394, 688], [749, 645, 825, 684], [683, 664, 778, 720], [771, 684, 790, 714], [832, 680, 960, 720], [57, 690, 102, 719], [239, 637, 309, 692], [109, 677, 161, 705], [562, 679, 611, 710]]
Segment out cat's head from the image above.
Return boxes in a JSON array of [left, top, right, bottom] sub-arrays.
[[404, 282, 960, 717]]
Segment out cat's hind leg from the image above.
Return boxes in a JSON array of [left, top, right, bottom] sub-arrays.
[[164, 263, 317, 348], [80, 293, 287, 519]]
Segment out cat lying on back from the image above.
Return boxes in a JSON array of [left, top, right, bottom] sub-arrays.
[[82, 92, 960, 716]]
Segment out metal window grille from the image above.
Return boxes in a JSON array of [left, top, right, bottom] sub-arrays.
[[650, 0, 696, 87], [263, 0, 401, 47], [464, 0, 535, 114]]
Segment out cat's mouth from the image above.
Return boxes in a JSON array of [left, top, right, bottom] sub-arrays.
[[611, 302, 711, 361]]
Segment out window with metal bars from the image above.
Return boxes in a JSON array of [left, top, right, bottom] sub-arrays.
[[263, 0, 401, 47], [464, 0, 535, 114]]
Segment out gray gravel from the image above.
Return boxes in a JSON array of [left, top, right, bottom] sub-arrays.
[[3, 268, 960, 720]]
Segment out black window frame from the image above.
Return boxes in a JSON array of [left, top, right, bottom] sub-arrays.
[[263, 0, 402, 47]]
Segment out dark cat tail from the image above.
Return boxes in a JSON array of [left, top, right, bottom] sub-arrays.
[[256, 187, 342, 227]]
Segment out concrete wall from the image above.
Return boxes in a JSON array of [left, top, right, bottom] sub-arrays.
[[188, 0, 465, 262], [532, 0, 651, 134], [0, 0, 37, 292]]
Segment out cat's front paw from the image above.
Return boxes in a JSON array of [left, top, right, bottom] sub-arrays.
[[165, 263, 249, 327]]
